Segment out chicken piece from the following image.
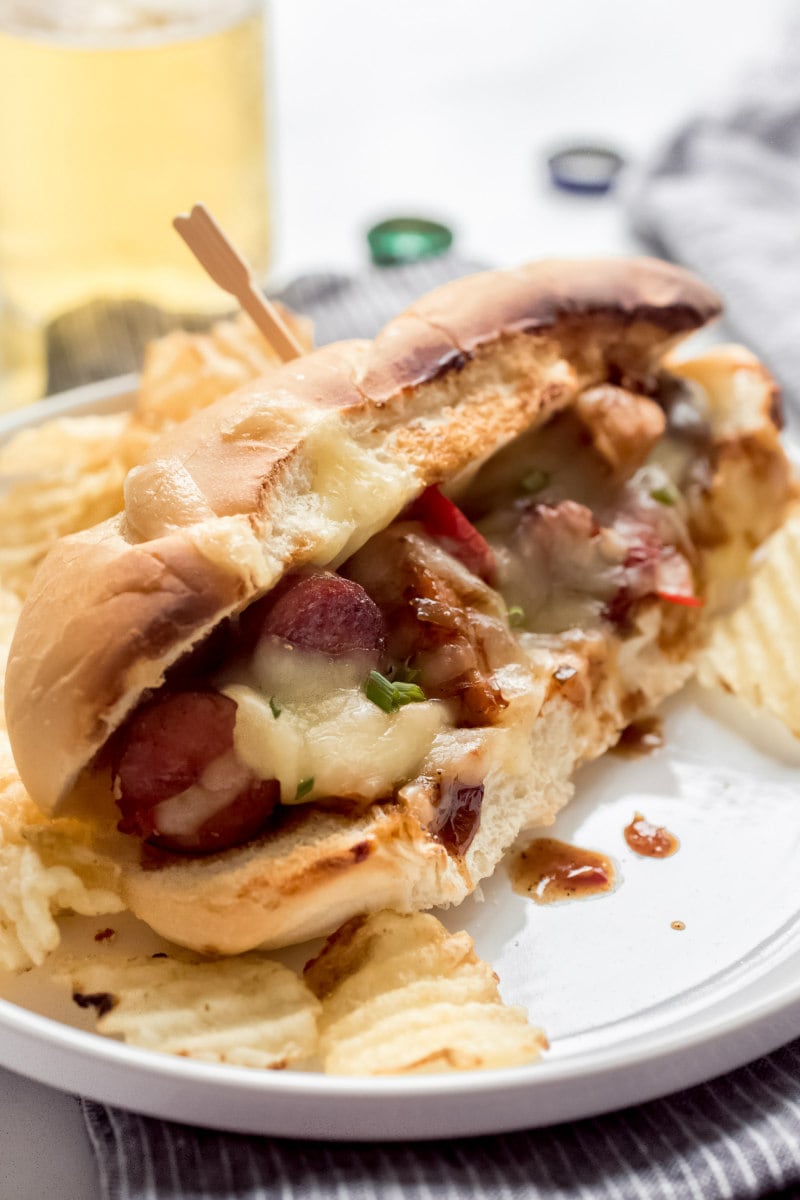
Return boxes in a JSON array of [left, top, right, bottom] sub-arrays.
[[576, 385, 666, 478]]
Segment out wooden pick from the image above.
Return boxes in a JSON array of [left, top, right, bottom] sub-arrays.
[[173, 203, 303, 363]]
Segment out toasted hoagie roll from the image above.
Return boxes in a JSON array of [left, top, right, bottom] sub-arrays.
[[5, 259, 794, 954]]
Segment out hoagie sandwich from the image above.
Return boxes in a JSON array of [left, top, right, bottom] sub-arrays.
[[5, 258, 794, 954]]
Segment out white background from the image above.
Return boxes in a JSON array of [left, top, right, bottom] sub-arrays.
[[269, 0, 791, 279], [0, 0, 793, 1194]]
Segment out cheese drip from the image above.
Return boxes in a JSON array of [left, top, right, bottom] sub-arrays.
[[222, 677, 449, 805]]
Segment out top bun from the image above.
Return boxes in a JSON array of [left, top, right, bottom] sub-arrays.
[[5, 258, 720, 814]]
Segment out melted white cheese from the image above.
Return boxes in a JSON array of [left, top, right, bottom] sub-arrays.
[[250, 639, 367, 703], [151, 750, 252, 838], [222, 681, 450, 805], [275, 418, 419, 569]]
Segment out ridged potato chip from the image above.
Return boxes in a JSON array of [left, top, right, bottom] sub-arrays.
[[698, 507, 800, 736], [0, 594, 123, 970], [137, 307, 313, 430], [0, 755, 123, 972], [304, 911, 547, 1075], [0, 416, 138, 599], [0, 306, 312, 600], [0, 832, 123, 972], [58, 953, 321, 1069]]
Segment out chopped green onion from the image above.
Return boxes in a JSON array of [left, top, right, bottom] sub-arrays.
[[269, 697, 282, 719], [521, 468, 550, 495], [507, 605, 526, 627], [393, 680, 427, 704], [365, 670, 427, 713], [387, 660, 421, 684], [365, 670, 396, 713], [650, 485, 677, 507], [388, 681, 424, 705], [295, 777, 314, 800]]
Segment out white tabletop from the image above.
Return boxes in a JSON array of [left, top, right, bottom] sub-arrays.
[[1, 0, 791, 1194]]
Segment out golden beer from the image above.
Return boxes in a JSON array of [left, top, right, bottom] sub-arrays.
[[0, 1, 270, 404]]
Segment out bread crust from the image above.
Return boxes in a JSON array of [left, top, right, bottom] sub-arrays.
[[5, 258, 720, 814]]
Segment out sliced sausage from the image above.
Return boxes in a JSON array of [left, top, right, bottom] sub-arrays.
[[114, 690, 278, 854], [246, 572, 386, 659]]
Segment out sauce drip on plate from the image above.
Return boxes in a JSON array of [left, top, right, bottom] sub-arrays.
[[624, 812, 680, 858], [510, 837, 615, 904], [612, 715, 664, 758]]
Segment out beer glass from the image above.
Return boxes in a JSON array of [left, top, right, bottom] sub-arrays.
[[0, 0, 270, 407]]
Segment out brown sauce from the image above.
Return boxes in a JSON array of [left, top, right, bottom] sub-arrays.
[[510, 837, 615, 904], [612, 715, 664, 758], [624, 812, 680, 858], [430, 778, 484, 855]]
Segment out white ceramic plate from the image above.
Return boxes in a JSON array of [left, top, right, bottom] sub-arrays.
[[1, 385, 799, 1141]]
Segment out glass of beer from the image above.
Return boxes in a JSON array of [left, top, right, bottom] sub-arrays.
[[0, 0, 270, 407]]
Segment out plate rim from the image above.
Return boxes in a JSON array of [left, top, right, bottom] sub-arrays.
[[3, 950, 800, 1099], [0, 374, 138, 437]]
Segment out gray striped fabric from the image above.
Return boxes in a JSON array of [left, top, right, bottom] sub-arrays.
[[78, 254, 800, 1198], [80, 1035, 800, 1199], [625, 15, 800, 420], [272, 253, 484, 345]]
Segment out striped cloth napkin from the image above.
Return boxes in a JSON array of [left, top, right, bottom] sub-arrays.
[[625, 14, 800, 419], [77, 254, 800, 1199], [81, 1033, 800, 1199]]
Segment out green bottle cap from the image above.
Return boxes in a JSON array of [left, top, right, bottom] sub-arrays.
[[367, 217, 453, 266]]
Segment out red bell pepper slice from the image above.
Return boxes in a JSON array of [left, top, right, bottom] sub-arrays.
[[655, 550, 704, 608], [408, 485, 496, 582], [656, 591, 704, 608]]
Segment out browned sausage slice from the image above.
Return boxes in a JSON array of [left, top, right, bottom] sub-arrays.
[[116, 691, 237, 808], [249, 572, 386, 658], [114, 691, 279, 854]]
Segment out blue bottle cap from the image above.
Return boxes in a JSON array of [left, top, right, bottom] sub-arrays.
[[547, 145, 625, 195]]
